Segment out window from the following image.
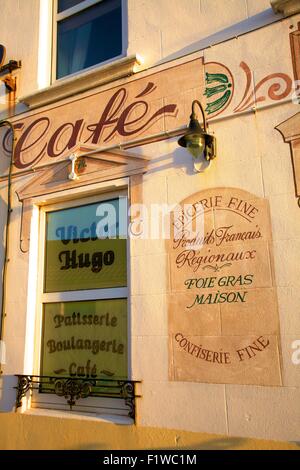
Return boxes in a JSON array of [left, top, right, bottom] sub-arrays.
[[32, 192, 131, 416], [44, 198, 127, 293], [54, 0, 123, 80]]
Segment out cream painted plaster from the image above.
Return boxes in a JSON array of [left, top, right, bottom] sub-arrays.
[[0, 0, 39, 114], [0, 0, 299, 446]]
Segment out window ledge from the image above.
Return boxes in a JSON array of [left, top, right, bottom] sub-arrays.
[[19, 54, 142, 110], [23, 408, 134, 425]]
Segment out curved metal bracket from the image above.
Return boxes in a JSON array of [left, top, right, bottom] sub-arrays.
[[191, 99, 208, 132]]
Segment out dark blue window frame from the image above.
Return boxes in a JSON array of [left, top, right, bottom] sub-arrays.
[[56, 0, 123, 80]]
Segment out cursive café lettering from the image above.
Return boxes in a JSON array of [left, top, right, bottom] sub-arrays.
[[2, 86, 177, 169]]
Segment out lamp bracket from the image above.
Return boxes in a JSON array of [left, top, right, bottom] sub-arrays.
[[191, 100, 207, 132]]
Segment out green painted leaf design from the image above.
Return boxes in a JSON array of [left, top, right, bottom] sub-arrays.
[[205, 90, 232, 114], [206, 72, 229, 84], [204, 84, 228, 98]]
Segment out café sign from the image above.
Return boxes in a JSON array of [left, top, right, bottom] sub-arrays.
[[0, 58, 204, 174]]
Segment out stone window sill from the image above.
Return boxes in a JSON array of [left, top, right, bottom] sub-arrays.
[[23, 408, 134, 425], [19, 54, 142, 110]]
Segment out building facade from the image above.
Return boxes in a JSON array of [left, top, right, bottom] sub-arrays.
[[0, 0, 300, 449]]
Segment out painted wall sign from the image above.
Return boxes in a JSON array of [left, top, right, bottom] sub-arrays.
[[41, 299, 127, 379], [0, 58, 204, 174], [168, 188, 282, 386], [204, 60, 292, 118], [202, 22, 295, 119], [204, 62, 234, 117]]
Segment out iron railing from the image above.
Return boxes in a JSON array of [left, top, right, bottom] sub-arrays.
[[15, 375, 141, 422]]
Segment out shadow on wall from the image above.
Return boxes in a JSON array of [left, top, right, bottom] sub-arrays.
[[68, 437, 300, 450], [0, 195, 5, 301], [70, 437, 248, 450], [145, 146, 197, 177], [0, 188, 17, 411], [0, 197, 9, 412], [157, 9, 278, 65], [0, 375, 17, 412]]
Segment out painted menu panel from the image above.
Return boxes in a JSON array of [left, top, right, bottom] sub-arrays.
[[41, 299, 127, 379], [168, 188, 282, 386]]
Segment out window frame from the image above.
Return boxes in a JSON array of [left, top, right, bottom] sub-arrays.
[[52, 0, 127, 83], [30, 189, 132, 416]]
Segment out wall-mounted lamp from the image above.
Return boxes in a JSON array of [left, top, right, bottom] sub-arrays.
[[0, 44, 21, 92], [178, 100, 216, 172]]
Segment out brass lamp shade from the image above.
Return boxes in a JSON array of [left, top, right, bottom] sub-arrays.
[[178, 100, 216, 161]]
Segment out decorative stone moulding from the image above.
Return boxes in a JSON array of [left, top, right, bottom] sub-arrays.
[[271, 0, 300, 16], [16, 143, 149, 253], [275, 22, 300, 206], [276, 113, 300, 207], [19, 55, 143, 110]]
